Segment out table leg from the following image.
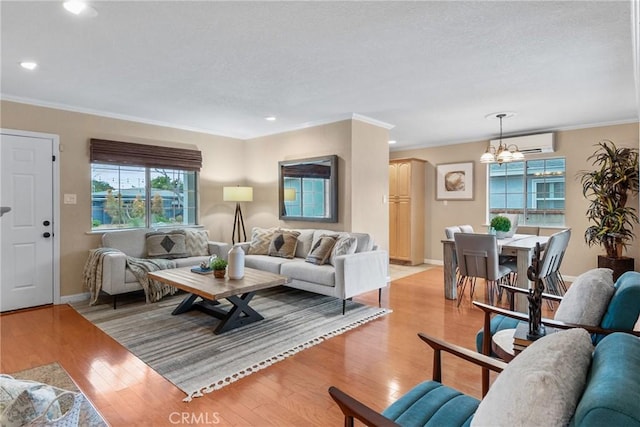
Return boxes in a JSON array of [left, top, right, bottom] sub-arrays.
[[443, 241, 457, 300], [213, 292, 263, 334], [172, 293, 199, 315], [514, 247, 534, 312]]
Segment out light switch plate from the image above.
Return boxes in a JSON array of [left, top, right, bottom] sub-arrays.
[[63, 194, 77, 204]]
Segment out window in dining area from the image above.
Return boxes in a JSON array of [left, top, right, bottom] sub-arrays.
[[488, 158, 565, 227]]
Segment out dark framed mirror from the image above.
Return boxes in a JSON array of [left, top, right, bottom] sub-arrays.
[[279, 155, 338, 222]]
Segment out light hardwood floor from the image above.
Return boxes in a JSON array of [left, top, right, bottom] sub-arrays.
[[1, 267, 528, 426]]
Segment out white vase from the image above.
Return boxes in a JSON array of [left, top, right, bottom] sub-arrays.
[[227, 244, 245, 279]]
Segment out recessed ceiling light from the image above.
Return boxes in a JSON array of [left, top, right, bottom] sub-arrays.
[[63, 1, 97, 17], [20, 62, 37, 71], [388, 140, 397, 144], [264, 116, 277, 121]]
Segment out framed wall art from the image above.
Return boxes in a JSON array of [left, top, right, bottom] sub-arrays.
[[436, 161, 474, 200]]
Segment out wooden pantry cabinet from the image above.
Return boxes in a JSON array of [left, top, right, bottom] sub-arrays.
[[389, 158, 426, 265]]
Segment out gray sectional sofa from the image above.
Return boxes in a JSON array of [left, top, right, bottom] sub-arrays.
[[96, 226, 389, 312], [211, 227, 389, 313]]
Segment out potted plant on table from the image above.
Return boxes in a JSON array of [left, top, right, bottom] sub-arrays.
[[210, 258, 228, 279], [490, 215, 512, 239], [578, 140, 639, 279]]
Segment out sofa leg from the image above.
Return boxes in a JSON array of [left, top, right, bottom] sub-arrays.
[[113, 295, 117, 310], [378, 288, 382, 307], [342, 300, 346, 315]]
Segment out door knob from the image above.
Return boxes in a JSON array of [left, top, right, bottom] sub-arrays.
[[0, 207, 11, 217], [43, 232, 51, 238], [43, 220, 50, 226]]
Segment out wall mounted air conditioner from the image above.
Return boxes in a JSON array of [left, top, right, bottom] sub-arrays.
[[490, 132, 555, 154]]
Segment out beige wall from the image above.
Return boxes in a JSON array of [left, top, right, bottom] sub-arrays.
[[350, 120, 390, 250], [242, 119, 390, 251], [391, 122, 640, 277], [1, 100, 242, 297], [1, 101, 390, 297]]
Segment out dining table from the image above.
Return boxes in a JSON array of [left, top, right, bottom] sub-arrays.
[[441, 233, 549, 312]]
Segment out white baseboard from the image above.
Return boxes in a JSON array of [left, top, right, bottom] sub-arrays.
[[425, 259, 443, 266], [60, 292, 90, 304]]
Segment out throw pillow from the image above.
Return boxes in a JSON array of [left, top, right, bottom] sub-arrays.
[[184, 229, 209, 256], [0, 376, 62, 426], [145, 230, 189, 259], [247, 227, 278, 255], [306, 235, 338, 265], [329, 235, 357, 266], [268, 230, 300, 259], [471, 328, 593, 427], [554, 268, 614, 326]]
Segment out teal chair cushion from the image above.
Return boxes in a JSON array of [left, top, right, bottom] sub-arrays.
[[475, 315, 521, 353], [597, 271, 640, 343], [571, 332, 640, 426], [382, 381, 479, 426]]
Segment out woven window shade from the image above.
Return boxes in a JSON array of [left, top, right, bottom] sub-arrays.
[[90, 139, 202, 171]]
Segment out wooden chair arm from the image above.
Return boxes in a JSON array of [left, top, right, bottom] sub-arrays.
[[473, 301, 640, 337], [328, 386, 399, 427], [497, 284, 563, 302], [417, 332, 506, 381]]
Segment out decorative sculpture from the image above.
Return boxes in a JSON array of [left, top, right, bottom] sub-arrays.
[[526, 242, 546, 340]]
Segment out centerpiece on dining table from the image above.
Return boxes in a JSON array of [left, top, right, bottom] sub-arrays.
[[489, 215, 512, 239]]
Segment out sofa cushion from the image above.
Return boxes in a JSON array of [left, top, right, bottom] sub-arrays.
[[101, 228, 150, 258], [184, 229, 209, 256], [471, 328, 593, 427], [268, 230, 300, 259], [351, 232, 374, 252], [554, 268, 614, 326], [329, 235, 357, 266], [244, 254, 290, 274], [382, 381, 478, 427], [599, 271, 640, 333], [572, 332, 640, 426], [293, 229, 315, 258], [280, 259, 336, 287], [173, 255, 210, 268], [306, 235, 338, 265], [146, 230, 189, 259], [247, 227, 278, 255]]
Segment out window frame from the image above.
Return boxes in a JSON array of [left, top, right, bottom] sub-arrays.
[[487, 157, 566, 227]]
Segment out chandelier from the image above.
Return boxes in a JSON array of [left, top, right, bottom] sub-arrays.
[[480, 113, 524, 164]]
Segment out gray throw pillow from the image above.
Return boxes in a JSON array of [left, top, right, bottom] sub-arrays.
[[472, 328, 593, 427], [306, 235, 338, 265], [329, 235, 357, 266], [554, 268, 614, 326], [184, 228, 209, 256], [247, 227, 278, 255], [268, 230, 300, 259], [146, 230, 188, 259]]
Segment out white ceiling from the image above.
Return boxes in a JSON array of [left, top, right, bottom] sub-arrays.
[[1, 1, 638, 151]]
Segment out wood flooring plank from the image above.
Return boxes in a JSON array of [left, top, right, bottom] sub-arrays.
[[0, 267, 554, 426]]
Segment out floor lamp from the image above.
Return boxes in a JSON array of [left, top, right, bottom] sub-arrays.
[[223, 186, 253, 244]]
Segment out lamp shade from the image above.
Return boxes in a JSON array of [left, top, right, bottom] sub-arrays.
[[284, 188, 297, 201], [223, 186, 253, 202]]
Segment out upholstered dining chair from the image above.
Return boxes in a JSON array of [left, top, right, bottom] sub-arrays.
[[515, 225, 540, 236], [444, 224, 474, 239], [453, 233, 513, 306]]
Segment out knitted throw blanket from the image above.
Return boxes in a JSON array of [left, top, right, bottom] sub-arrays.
[[83, 248, 177, 305]]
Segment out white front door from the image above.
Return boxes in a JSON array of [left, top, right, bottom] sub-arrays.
[[0, 132, 56, 311]]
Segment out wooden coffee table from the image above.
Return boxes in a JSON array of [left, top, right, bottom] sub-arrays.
[[148, 266, 291, 334]]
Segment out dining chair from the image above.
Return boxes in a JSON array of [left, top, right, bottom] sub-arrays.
[[444, 224, 474, 239], [515, 225, 540, 236], [539, 228, 571, 300], [454, 233, 513, 307]]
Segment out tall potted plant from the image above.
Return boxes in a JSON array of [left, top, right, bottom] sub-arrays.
[[578, 140, 639, 278]]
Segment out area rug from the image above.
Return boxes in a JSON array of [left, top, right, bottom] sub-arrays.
[[389, 263, 434, 281], [71, 287, 390, 401], [7, 362, 108, 426]]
